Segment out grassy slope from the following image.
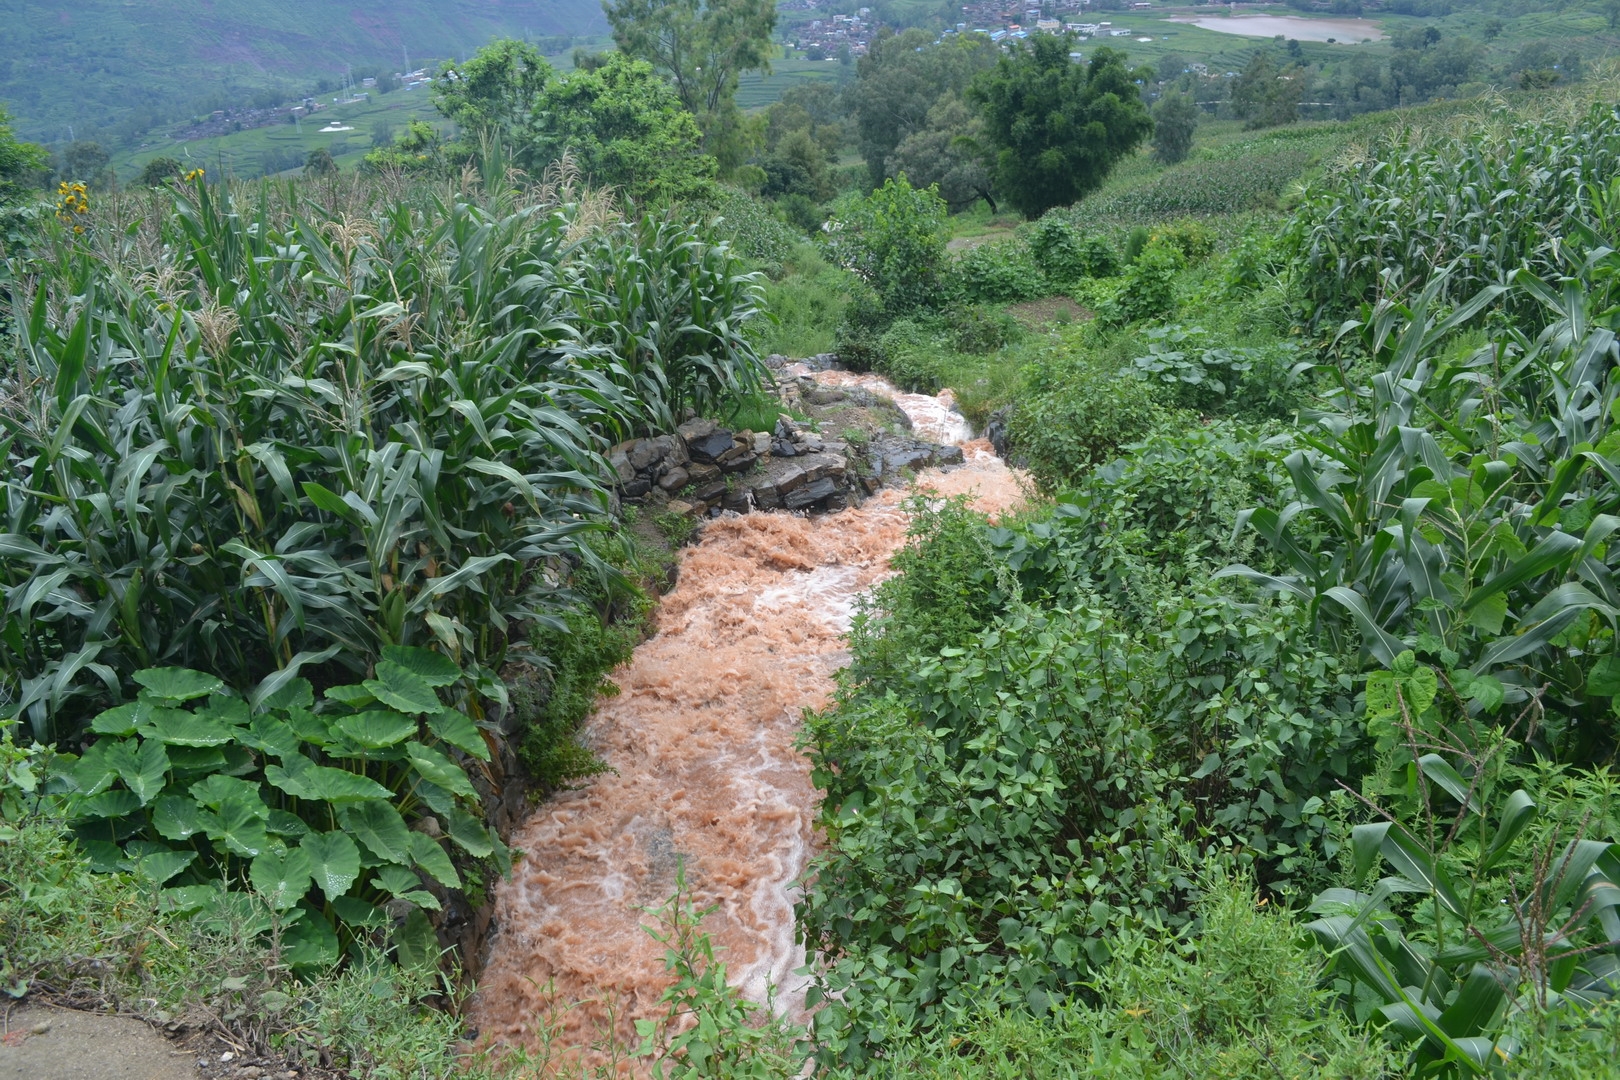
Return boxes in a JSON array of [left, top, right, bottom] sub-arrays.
[[0, 0, 606, 144]]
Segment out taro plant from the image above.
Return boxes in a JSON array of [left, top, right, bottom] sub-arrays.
[[52, 648, 503, 971]]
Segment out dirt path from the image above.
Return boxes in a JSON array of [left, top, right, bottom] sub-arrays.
[[0, 1004, 194, 1080]]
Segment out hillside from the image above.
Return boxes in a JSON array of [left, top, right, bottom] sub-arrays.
[[0, 0, 607, 144]]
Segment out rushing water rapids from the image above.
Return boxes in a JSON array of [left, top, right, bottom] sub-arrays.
[[471, 373, 1021, 1071]]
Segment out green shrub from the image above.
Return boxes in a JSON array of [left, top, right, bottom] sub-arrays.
[[845, 496, 1006, 692], [1026, 216, 1118, 283], [870, 319, 949, 393], [1123, 225, 1150, 264], [691, 184, 803, 274], [1129, 325, 1305, 421], [1149, 217, 1215, 262], [944, 304, 1021, 354], [949, 238, 1046, 303], [823, 176, 949, 317], [1105, 240, 1184, 326], [1008, 360, 1163, 492], [516, 605, 639, 792], [832, 281, 893, 372], [830, 874, 1396, 1079]]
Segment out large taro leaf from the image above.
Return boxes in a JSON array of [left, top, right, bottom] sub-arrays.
[[105, 738, 169, 805], [446, 807, 494, 857], [189, 774, 267, 815], [266, 810, 309, 838], [340, 800, 413, 865], [265, 754, 392, 803], [371, 864, 441, 910], [282, 906, 339, 971], [152, 794, 207, 841], [251, 847, 313, 910], [334, 710, 417, 749], [301, 830, 362, 902], [140, 708, 235, 747], [404, 743, 476, 800], [89, 701, 153, 736], [409, 831, 461, 890], [429, 710, 490, 761], [331, 895, 388, 928], [76, 789, 142, 821], [382, 645, 461, 688], [364, 660, 441, 715], [200, 794, 271, 858], [125, 842, 196, 885], [70, 740, 120, 796], [237, 714, 302, 760], [394, 908, 440, 973], [133, 667, 224, 702]]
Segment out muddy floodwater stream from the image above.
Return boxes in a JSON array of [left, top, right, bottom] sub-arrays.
[[471, 371, 1020, 1071]]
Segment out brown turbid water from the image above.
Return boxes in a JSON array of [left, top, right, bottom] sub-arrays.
[[471, 371, 1022, 1073]]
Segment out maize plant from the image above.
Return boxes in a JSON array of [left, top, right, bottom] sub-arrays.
[[0, 172, 765, 742]]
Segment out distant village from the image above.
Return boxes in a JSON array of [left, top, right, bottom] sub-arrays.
[[161, 69, 433, 145], [782, 0, 1163, 61]]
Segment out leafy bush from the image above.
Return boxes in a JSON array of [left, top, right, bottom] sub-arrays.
[[1104, 240, 1184, 326], [823, 176, 950, 317], [1008, 343, 1166, 492], [873, 319, 950, 393], [943, 304, 1021, 354], [692, 185, 804, 275], [948, 238, 1046, 304], [51, 649, 500, 969], [806, 567, 1365, 1064], [1149, 218, 1216, 263], [1129, 325, 1306, 421], [840, 875, 1396, 1079]]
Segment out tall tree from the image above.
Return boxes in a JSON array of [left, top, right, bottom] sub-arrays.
[[0, 105, 48, 205], [886, 94, 996, 213], [62, 140, 113, 190], [1151, 91, 1199, 165], [967, 40, 1151, 219], [534, 54, 716, 203], [847, 29, 999, 188], [432, 39, 554, 139], [604, 0, 776, 173], [1231, 52, 1307, 129]]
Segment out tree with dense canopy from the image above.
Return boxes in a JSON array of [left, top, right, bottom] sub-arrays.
[[0, 105, 48, 204], [604, 0, 776, 173], [533, 54, 716, 203], [847, 29, 999, 189], [1152, 91, 1199, 165], [432, 38, 555, 140], [135, 156, 183, 187], [967, 40, 1152, 219]]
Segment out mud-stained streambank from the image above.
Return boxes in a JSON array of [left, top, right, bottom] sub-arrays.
[[471, 374, 1022, 1072]]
